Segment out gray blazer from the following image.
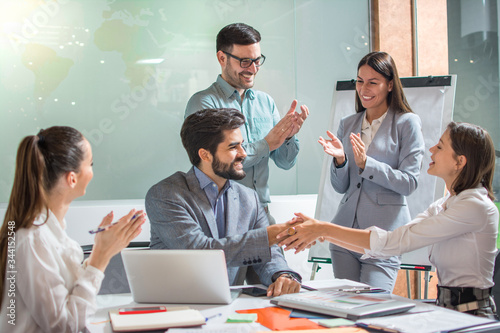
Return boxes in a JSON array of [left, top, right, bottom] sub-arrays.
[[331, 109, 425, 231], [146, 167, 294, 286]]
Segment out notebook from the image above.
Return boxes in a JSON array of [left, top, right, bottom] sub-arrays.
[[121, 249, 241, 304], [109, 308, 205, 332], [270, 290, 415, 320]]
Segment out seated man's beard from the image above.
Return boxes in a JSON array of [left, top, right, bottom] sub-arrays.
[[212, 156, 246, 180]]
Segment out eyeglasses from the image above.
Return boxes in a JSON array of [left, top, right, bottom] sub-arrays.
[[222, 51, 266, 68]]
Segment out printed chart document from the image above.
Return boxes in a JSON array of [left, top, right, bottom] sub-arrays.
[[168, 323, 263, 333], [169, 327, 369, 333], [109, 308, 205, 332], [357, 308, 496, 333], [306, 278, 370, 291], [271, 290, 414, 320]]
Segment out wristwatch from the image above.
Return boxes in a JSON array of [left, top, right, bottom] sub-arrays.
[[272, 271, 302, 284]]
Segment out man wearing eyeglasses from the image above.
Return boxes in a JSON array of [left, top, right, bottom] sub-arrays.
[[185, 23, 309, 227]]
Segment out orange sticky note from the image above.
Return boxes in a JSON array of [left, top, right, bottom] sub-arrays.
[[261, 329, 369, 333], [237, 307, 323, 331]]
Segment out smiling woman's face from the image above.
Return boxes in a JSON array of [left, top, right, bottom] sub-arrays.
[[356, 64, 393, 115], [428, 129, 463, 187]]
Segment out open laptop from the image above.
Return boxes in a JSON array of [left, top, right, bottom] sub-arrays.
[[271, 290, 415, 320], [121, 249, 241, 304]]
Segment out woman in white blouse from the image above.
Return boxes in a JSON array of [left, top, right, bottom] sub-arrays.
[[0, 126, 146, 332], [278, 122, 498, 318]]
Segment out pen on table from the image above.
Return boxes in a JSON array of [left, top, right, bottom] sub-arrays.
[[355, 288, 386, 294], [300, 284, 317, 291], [88, 215, 136, 234], [356, 323, 400, 333], [338, 287, 371, 292], [340, 287, 386, 294], [205, 313, 222, 321]]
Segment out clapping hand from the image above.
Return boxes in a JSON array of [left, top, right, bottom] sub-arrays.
[[318, 130, 345, 163], [265, 100, 309, 151], [350, 132, 367, 170], [88, 209, 146, 271]]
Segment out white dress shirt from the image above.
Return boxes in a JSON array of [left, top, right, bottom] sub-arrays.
[[360, 111, 387, 149], [0, 210, 104, 333], [363, 186, 498, 288]]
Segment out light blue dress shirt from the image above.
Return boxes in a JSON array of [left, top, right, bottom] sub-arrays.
[[185, 75, 300, 204], [194, 166, 230, 237]]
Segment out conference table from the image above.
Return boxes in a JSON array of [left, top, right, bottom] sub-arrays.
[[86, 279, 500, 332]]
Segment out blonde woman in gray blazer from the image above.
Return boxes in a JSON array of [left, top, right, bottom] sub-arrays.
[[318, 52, 425, 291]]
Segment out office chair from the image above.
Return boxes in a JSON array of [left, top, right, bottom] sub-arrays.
[[82, 241, 150, 295]]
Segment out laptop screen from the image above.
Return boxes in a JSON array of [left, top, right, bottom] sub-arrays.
[[121, 249, 235, 304]]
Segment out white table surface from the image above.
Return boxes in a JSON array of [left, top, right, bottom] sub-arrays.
[[86, 279, 500, 333], [87, 279, 368, 332]]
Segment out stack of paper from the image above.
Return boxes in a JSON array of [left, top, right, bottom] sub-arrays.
[[109, 308, 205, 332], [357, 308, 496, 333]]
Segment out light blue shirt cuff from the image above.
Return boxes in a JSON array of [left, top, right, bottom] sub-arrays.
[[243, 139, 270, 159]]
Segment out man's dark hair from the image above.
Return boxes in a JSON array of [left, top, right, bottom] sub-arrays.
[[181, 108, 245, 167], [216, 23, 261, 53]]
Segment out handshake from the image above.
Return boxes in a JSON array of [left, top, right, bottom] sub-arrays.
[[267, 213, 326, 253]]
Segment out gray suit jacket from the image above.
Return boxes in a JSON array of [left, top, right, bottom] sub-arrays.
[[331, 109, 425, 231], [146, 167, 294, 286]]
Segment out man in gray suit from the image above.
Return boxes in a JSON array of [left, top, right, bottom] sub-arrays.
[[146, 108, 301, 296]]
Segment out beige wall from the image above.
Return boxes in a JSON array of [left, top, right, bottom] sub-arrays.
[[416, 0, 449, 75], [371, 0, 414, 76], [372, 0, 448, 77]]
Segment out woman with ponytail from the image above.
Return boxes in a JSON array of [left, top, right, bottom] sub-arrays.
[[0, 126, 146, 332]]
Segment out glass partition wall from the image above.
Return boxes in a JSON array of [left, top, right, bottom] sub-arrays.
[[3, 1, 499, 203], [447, 0, 500, 198], [0, 0, 370, 202]]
